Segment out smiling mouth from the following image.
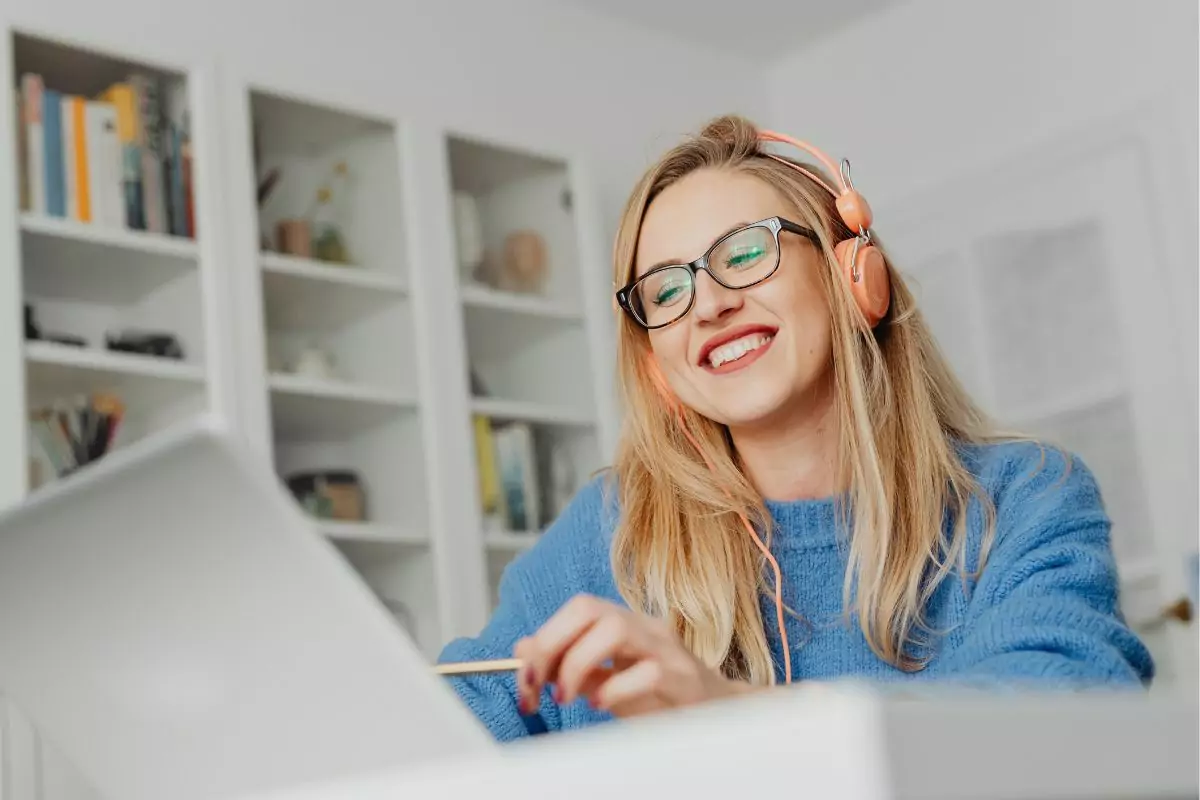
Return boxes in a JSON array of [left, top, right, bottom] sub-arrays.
[[702, 331, 776, 373]]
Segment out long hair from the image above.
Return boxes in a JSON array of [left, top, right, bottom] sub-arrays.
[[609, 114, 999, 683]]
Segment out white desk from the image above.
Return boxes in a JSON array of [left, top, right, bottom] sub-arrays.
[[235, 684, 1198, 800]]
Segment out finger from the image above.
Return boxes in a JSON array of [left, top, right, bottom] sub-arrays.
[[588, 659, 668, 717], [524, 595, 609, 685], [570, 663, 617, 701], [554, 611, 654, 705], [512, 637, 545, 715]]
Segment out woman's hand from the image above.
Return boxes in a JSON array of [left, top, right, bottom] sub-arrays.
[[513, 594, 753, 718]]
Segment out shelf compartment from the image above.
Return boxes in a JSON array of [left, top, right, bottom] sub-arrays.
[[260, 252, 406, 331], [268, 373, 416, 440], [20, 214, 197, 304], [446, 134, 580, 309], [25, 341, 204, 407], [463, 295, 594, 411]]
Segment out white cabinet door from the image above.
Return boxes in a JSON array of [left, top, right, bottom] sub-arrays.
[[879, 133, 1197, 693]]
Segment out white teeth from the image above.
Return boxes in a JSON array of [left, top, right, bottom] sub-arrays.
[[707, 333, 773, 368]]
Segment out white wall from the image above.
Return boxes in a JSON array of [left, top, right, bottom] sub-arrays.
[[3, 0, 768, 263], [763, 0, 1198, 673], [764, 0, 1197, 207], [763, 0, 1197, 392]]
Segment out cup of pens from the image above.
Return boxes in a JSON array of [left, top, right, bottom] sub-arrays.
[[30, 393, 125, 482]]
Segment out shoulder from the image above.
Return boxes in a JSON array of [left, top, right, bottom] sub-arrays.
[[496, 472, 621, 619], [958, 437, 1104, 527], [955, 437, 1113, 581]]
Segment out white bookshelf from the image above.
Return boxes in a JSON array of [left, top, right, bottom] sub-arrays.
[[0, 26, 617, 796], [4, 31, 223, 498], [446, 133, 611, 606], [226, 84, 450, 654]]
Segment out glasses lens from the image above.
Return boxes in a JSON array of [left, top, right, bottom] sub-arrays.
[[710, 226, 778, 287], [633, 266, 694, 327]]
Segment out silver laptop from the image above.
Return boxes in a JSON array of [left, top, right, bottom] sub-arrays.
[[0, 415, 495, 800]]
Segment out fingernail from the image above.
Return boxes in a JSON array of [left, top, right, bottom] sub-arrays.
[[522, 665, 536, 689], [552, 684, 564, 705]]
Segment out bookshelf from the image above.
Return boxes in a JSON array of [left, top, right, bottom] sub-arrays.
[[232, 85, 442, 654], [447, 132, 610, 606], [0, 26, 618, 794], [4, 30, 221, 495]]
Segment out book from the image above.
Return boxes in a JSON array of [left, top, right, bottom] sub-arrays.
[[493, 422, 539, 533]]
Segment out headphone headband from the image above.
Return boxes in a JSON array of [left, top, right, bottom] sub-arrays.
[[757, 130, 846, 194], [756, 129, 874, 234], [754, 128, 889, 326]]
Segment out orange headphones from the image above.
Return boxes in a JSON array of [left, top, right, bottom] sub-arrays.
[[757, 129, 890, 328], [631, 131, 889, 686]]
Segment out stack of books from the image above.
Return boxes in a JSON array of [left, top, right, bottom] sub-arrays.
[[15, 71, 195, 238]]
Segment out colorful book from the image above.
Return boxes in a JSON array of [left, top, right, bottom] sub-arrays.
[[85, 101, 122, 228], [42, 88, 64, 217], [99, 81, 142, 230], [20, 74, 44, 215], [494, 422, 540, 532]]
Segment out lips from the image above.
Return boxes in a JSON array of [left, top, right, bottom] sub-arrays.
[[697, 324, 779, 368]]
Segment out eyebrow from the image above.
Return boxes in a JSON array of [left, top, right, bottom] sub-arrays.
[[639, 220, 751, 275]]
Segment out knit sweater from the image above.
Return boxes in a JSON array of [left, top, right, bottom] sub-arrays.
[[438, 440, 1155, 742]]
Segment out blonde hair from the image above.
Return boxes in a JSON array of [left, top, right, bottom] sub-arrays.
[[609, 115, 999, 683]]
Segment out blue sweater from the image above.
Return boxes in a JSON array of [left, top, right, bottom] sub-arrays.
[[438, 441, 1154, 741]]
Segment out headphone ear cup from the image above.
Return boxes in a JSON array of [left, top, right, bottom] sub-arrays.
[[835, 239, 891, 328]]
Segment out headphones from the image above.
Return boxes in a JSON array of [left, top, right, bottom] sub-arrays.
[[624, 131, 887, 685], [758, 129, 890, 328]]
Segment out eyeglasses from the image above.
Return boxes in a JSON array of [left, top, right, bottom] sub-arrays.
[[615, 216, 819, 330]]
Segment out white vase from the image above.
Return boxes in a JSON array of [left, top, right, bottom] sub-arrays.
[[453, 191, 484, 279]]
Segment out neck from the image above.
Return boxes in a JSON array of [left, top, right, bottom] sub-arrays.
[[729, 373, 841, 502]]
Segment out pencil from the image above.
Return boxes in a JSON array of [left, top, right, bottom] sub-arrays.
[[434, 658, 523, 676]]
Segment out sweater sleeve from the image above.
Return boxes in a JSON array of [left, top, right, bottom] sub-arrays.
[[435, 477, 614, 741], [436, 557, 560, 742], [938, 443, 1156, 689]]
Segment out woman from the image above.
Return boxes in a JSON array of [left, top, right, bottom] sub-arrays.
[[437, 115, 1153, 742]]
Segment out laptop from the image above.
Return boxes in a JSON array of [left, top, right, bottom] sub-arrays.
[[0, 415, 496, 800]]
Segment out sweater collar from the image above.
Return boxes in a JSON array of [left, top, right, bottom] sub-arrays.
[[762, 495, 846, 551]]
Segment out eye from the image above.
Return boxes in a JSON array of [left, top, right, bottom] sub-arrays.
[[724, 244, 767, 270], [653, 280, 688, 306]]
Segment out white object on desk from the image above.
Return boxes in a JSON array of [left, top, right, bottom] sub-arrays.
[[233, 684, 1198, 800], [0, 416, 495, 800]]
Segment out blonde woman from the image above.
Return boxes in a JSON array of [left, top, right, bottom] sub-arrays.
[[438, 115, 1153, 740]]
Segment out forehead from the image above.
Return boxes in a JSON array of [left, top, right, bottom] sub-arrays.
[[635, 168, 784, 277]]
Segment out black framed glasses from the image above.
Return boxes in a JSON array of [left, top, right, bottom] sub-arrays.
[[615, 216, 819, 330]]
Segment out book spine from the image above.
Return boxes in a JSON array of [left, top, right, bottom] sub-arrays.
[[42, 89, 64, 218], [100, 83, 141, 229], [15, 86, 28, 212], [60, 95, 76, 220], [162, 81, 188, 237], [69, 96, 90, 223], [88, 102, 122, 228], [130, 73, 166, 233], [20, 74, 44, 215]]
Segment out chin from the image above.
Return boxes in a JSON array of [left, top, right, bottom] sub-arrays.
[[699, 382, 798, 430]]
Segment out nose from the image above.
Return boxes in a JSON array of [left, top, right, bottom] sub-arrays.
[[691, 270, 743, 324]]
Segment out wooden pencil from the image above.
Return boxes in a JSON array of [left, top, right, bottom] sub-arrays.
[[434, 658, 523, 676]]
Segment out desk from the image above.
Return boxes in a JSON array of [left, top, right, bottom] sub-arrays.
[[237, 684, 1198, 800]]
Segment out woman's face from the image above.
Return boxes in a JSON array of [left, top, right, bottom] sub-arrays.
[[635, 168, 834, 430]]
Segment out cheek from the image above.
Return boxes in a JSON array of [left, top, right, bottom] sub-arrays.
[[781, 272, 834, 358], [648, 328, 689, 372]]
